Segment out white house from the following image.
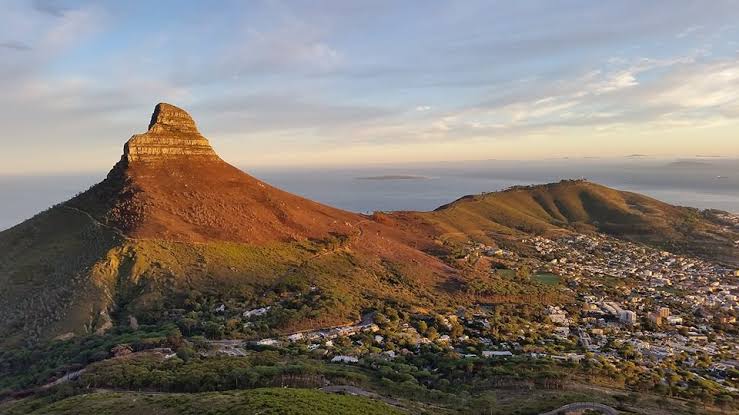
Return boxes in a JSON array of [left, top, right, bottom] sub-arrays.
[[256, 338, 279, 346], [331, 355, 359, 363], [482, 350, 513, 358], [243, 306, 271, 318]]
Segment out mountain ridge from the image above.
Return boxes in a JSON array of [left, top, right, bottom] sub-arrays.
[[393, 179, 739, 266]]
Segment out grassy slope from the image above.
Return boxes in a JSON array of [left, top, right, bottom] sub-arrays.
[[404, 180, 738, 264], [0, 206, 121, 345], [0, 207, 308, 346], [110, 238, 451, 332], [0, 388, 405, 415], [0, 209, 455, 344]]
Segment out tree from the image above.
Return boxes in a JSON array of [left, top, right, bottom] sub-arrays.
[[166, 328, 184, 348], [178, 318, 197, 336], [516, 265, 532, 280], [417, 320, 428, 335], [450, 322, 464, 338], [176, 345, 195, 362], [225, 318, 241, 334], [203, 322, 224, 339], [426, 327, 439, 341]]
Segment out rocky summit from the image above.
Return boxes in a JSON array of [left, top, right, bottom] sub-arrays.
[[123, 103, 219, 162]]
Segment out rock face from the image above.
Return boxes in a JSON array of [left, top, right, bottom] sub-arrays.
[[123, 103, 219, 162], [82, 102, 364, 243]]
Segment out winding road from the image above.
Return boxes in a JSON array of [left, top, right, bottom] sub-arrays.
[[538, 401, 618, 415]]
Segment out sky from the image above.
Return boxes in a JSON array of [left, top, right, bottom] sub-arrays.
[[1, 0, 739, 174]]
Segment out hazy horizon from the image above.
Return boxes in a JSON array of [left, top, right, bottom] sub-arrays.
[[2, 156, 737, 231]]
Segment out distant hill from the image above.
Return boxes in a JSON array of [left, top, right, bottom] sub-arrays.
[[665, 160, 714, 168], [390, 180, 738, 265], [355, 175, 430, 180]]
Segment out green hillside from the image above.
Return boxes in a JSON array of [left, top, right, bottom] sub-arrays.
[[413, 180, 738, 265], [0, 388, 405, 415], [0, 206, 121, 345], [0, 209, 451, 346]]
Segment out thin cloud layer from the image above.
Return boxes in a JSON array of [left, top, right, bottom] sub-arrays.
[[0, 0, 738, 173]]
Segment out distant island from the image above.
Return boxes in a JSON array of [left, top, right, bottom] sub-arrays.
[[355, 175, 430, 180], [665, 160, 714, 168]]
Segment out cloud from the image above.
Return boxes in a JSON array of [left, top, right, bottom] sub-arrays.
[[40, 6, 102, 49], [2, 1, 739, 173], [676, 25, 702, 39], [32, 0, 68, 17], [176, 52, 739, 151], [0, 40, 32, 51], [192, 93, 397, 136], [589, 71, 638, 94], [645, 61, 739, 109], [367, 55, 739, 145], [171, 13, 345, 85]]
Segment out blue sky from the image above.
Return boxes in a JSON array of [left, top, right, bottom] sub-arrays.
[[1, 0, 738, 173]]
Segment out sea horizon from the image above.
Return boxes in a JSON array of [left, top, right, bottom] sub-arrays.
[[2, 157, 737, 232]]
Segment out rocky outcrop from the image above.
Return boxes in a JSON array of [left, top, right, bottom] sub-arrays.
[[123, 103, 219, 162]]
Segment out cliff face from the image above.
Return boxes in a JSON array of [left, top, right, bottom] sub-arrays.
[[123, 103, 219, 162]]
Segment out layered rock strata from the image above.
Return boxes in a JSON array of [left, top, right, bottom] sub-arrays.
[[123, 103, 219, 162]]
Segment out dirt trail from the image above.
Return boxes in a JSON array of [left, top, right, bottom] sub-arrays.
[[63, 205, 130, 240]]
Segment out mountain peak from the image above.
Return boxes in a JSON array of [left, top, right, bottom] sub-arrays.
[[148, 102, 199, 134], [123, 103, 219, 162]]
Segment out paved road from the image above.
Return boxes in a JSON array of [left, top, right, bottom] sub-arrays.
[[39, 368, 86, 390], [539, 401, 619, 415]]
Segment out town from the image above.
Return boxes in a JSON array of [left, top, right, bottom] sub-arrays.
[[195, 228, 738, 406]]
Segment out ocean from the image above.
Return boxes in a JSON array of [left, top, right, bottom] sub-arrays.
[[1, 158, 737, 231]]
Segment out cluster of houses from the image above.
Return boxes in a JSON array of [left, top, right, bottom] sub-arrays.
[[524, 233, 738, 388], [201, 226, 737, 392]]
